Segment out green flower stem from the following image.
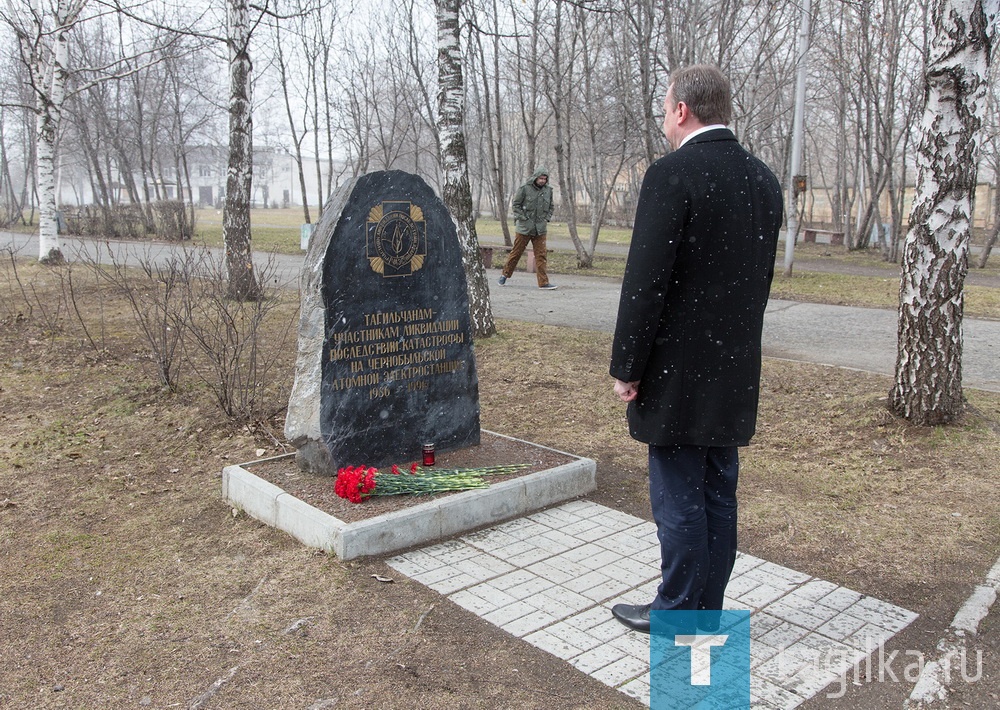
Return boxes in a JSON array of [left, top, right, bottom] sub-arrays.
[[370, 474, 488, 496], [341, 463, 532, 501], [410, 464, 531, 477]]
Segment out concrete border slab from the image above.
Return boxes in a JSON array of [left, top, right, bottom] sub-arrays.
[[906, 554, 1000, 708], [221, 430, 596, 560]]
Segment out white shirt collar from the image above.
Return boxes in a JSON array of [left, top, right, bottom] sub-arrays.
[[678, 124, 728, 148]]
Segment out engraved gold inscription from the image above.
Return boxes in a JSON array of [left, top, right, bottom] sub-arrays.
[[327, 308, 467, 394]]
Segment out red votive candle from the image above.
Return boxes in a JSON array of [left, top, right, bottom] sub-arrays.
[[422, 443, 435, 466]]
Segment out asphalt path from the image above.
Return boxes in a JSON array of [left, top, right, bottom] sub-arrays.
[[5, 231, 998, 392]]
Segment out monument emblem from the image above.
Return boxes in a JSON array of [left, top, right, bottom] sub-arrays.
[[367, 201, 426, 277]]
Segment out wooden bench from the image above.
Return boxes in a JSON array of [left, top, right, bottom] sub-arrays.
[[479, 245, 499, 269], [803, 228, 844, 246]]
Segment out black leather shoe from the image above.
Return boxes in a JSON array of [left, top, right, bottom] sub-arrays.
[[611, 603, 651, 633]]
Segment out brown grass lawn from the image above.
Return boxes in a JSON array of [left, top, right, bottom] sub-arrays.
[[0, 258, 998, 707]]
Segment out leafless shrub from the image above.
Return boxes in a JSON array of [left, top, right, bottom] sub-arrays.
[[86, 245, 195, 390], [1, 244, 71, 336], [150, 201, 194, 241], [62, 262, 108, 354], [1, 245, 33, 322], [2, 244, 112, 355], [178, 251, 294, 434], [63, 204, 148, 240], [62, 202, 195, 242], [14, 241, 294, 432]]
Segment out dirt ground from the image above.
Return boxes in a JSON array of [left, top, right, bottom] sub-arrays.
[[1, 261, 999, 708], [247, 432, 574, 524]]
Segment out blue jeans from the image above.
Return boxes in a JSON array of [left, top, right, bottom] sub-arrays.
[[648, 444, 739, 613]]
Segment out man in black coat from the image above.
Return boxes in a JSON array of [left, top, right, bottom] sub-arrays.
[[609, 65, 783, 632]]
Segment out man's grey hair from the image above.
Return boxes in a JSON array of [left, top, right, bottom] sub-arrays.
[[668, 65, 732, 126]]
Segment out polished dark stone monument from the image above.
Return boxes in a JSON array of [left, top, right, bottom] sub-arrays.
[[285, 171, 480, 474]]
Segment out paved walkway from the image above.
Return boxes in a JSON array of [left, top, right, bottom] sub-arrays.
[[5, 231, 998, 393], [387, 501, 918, 709], [486, 271, 1000, 392], [476, 233, 1000, 287]]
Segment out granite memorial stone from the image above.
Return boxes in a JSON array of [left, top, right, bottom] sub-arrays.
[[285, 171, 480, 474]]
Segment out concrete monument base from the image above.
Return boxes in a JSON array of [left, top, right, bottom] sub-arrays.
[[222, 430, 596, 560]]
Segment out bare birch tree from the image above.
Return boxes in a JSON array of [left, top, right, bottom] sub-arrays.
[[511, 0, 548, 174], [0, 39, 37, 227], [466, 0, 513, 244], [3, 0, 191, 257], [889, 0, 998, 425], [274, 16, 312, 224], [619, 0, 664, 167], [268, 0, 347, 222], [5, 0, 87, 262], [544, 0, 585, 263], [329, 11, 437, 180], [976, 69, 1000, 267], [577, 6, 632, 263], [305, 0, 346, 212], [223, 0, 261, 300], [436, 0, 495, 337]]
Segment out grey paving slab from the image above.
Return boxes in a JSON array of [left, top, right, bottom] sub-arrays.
[[387, 502, 918, 709]]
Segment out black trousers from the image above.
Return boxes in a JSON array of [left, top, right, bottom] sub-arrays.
[[648, 444, 739, 612]]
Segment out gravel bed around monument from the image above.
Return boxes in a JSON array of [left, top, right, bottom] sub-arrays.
[[245, 431, 575, 523]]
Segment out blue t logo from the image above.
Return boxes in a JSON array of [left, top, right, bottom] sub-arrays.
[[674, 634, 729, 685], [650, 611, 750, 709]]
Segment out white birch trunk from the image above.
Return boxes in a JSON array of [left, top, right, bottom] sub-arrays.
[[435, 0, 496, 338], [889, 0, 997, 424], [32, 0, 84, 263], [36, 98, 62, 262], [223, 0, 260, 300]]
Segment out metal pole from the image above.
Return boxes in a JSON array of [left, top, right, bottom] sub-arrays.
[[783, 0, 811, 277]]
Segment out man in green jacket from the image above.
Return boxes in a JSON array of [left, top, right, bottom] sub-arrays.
[[498, 168, 558, 290]]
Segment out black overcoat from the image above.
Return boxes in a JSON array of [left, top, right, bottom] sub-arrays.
[[610, 128, 783, 447]]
